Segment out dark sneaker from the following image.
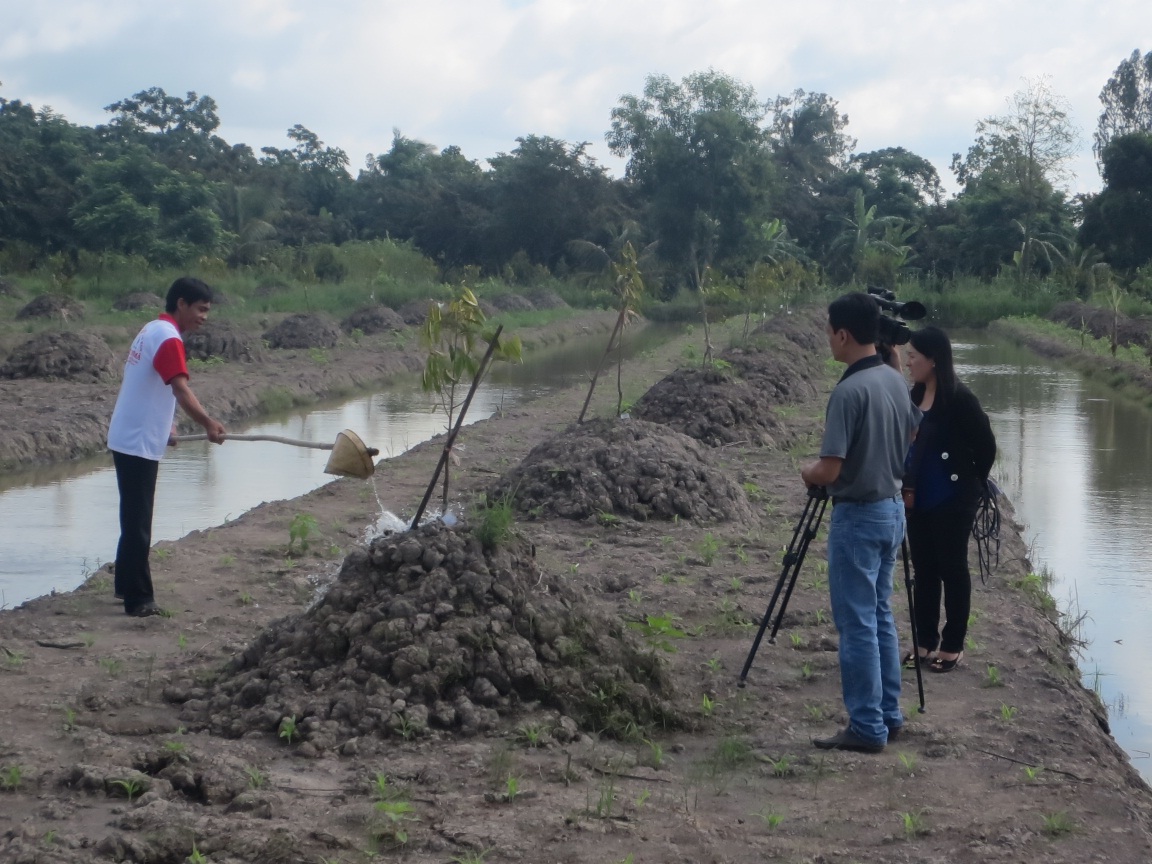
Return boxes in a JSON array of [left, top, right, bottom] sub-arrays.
[[813, 726, 885, 753], [886, 724, 904, 743], [126, 602, 167, 618]]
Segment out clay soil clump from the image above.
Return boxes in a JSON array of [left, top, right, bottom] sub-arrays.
[[1, 330, 115, 381], [181, 523, 680, 750], [111, 291, 163, 311], [15, 292, 85, 321], [262, 312, 340, 349], [491, 417, 754, 523], [183, 319, 264, 363], [632, 366, 788, 447], [341, 304, 406, 335]]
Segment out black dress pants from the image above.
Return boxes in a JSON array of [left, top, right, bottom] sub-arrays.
[[112, 451, 159, 612], [907, 498, 978, 655]]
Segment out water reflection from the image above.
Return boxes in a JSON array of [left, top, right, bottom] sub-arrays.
[[0, 324, 677, 608], [958, 336, 1152, 774]]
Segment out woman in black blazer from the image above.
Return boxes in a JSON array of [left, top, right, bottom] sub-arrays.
[[902, 327, 997, 673]]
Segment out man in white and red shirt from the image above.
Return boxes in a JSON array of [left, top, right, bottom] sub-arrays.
[[108, 277, 226, 617]]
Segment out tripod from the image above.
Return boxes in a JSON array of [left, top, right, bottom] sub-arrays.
[[738, 487, 927, 714]]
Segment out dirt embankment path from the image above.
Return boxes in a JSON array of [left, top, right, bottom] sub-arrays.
[[1, 313, 1151, 864]]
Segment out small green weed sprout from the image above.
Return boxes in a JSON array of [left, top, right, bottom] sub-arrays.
[[373, 799, 416, 846], [1000, 703, 1018, 722], [163, 740, 190, 763], [804, 704, 824, 722], [898, 752, 918, 774], [4, 649, 26, 669], [704, 656, 723, 673], [153, 547, 171, 560], [627, 589, 643, 604], [641, 739, 665, 769], [1, 765, 23, 790], [595, 510, 620, 527], [800, 661, 815, 681], [752, 804, 785, 830], [1023, 765, 1045, 782], [515, 723, 544, 748], [177, 633, 188, 651], [219, 554, 236, 566], [449, 850, 493, 864], [110, 777, 143, 803], [900, 809, 926, 839], [696, 532, 719, 565], [62, 707, 77, 732], [700, 694, 716, 717], [984, 665, 1003, 687], [288, 512, 318, 554], [790, 632, 805, 649], [627, 613, 688, 652], [635, 789, 651, 808], [1042, 811, 1075, 837], [245, 765, 266, 789], [99, 657, 123, 678], [188, 841, 208, 863], [769, 755, 793, 778], [278, 715, 298, 744], [475, 490, 517, 550], [503, 775, 520, 802]]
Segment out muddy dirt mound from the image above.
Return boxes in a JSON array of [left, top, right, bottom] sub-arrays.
[[396, 298, 438, 325], [185, 320, 264, 362], [0, 330, 115, 380], [341, 304, 406, 335], [262, 313, 340, 349], [631, 367, 786, 447], [716, 310, 828, 404], [177, 524, 680, 749], [525, 288, 569, 310], [14, 293, 85, 321], [1048, 301, 1152, 348], [112, 291, 163, 311], [488, 293, 535, 312], [490, 418, 754, 522]]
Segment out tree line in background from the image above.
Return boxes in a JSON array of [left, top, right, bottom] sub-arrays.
[[1, 50, 1151, 302]]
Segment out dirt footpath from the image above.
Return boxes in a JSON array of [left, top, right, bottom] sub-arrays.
[[1, 314, 1151, 864]]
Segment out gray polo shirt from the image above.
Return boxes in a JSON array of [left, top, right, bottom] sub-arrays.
[[821, 356, 921, 502]]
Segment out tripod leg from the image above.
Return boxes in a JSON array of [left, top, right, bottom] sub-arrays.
[[738, 491, 819, 687], [901, 535, 926, 713], [767, 495, 828, 644]]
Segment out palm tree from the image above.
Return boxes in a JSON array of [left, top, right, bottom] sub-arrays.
[[827, 190, 909, 282]]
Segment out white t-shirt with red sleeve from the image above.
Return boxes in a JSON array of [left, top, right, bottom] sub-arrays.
[[107, 313, 190, 461]]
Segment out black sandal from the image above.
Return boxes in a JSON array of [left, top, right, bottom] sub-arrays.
[[901, 650, 932, 668], [929, 652, 963, 673]]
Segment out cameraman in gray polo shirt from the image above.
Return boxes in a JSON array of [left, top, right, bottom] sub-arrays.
[[801, 292, 921, 752]]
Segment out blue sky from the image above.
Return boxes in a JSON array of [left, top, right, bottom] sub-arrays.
[[3, 0, 1150, 194]]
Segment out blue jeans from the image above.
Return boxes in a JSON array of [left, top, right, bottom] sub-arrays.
[[827, 496, 905, 744]]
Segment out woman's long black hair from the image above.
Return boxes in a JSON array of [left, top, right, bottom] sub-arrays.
[[908, 326, 959, 408]]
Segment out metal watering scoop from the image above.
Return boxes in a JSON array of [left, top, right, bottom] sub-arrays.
[[175, 428, 379, 479]]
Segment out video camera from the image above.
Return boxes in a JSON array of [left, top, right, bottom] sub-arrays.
[[867, 287, 926, 346]]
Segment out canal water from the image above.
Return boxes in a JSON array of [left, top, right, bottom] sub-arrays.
[[956, 334, 1152, 777], [0, 324, 674, 609]]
